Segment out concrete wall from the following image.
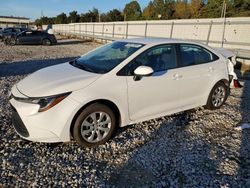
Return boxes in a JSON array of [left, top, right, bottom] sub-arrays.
[[0, 17, 30, 28], [52, 17, 250, 51], [0, 23, 28, 28]]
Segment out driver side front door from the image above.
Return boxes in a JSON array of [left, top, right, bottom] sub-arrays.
[[124, 44, 182, 121]]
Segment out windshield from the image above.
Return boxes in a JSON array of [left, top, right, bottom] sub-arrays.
[[71, 41, 144, 74]]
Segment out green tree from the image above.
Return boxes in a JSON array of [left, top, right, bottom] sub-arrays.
[[33, 0, 250, 24], [190, 0, 204, 18], [68, 11, 80, 23], [153, 0, 166, 19], [55, 12, 68, 24], [174, 0, 191, 19], [201, 0, 227, 18], [80, 8, 99, 22], [143, 1, 156, 20], [124, 1, 142, 21], [103, 9, 123, 22], [232, 0, 250, 16], [165, 0, 176, 19]]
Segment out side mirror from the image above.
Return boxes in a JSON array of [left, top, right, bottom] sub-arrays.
[[133, 66, 154, 81]]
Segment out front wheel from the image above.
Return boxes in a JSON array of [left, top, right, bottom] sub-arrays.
[[42, 38, 51, 45], [9, 37, 16, 46], [205, 82, 228, 110], [72, 103, 116, 147]]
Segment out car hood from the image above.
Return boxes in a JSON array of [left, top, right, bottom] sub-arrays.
[[16, 62, 101, 97]]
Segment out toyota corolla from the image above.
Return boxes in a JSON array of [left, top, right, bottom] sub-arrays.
[[9, 38, 230, 147]]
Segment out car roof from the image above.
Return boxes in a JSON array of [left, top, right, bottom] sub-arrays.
[[117, 37, 201, 46]]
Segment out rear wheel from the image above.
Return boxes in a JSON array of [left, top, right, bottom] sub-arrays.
[[205, 82, 228, 110], [72, 103, 116, 147], [42, 38, 51, 45]]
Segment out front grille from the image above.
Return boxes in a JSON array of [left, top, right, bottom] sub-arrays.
[[11, 106, 29, 138]]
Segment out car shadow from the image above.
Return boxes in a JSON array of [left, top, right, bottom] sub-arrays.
[[56, 40, 88, 46], [0, 57, 76, 77], [236, 79, 250, 185], [106, 79, 250, 187]]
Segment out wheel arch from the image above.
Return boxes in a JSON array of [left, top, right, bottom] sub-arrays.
[[70, 99, 121, 138], [42, 38, 52, 45], [220, 79, 229, 87], [205, 78, 230, 109], [207, 79, 229, 97]]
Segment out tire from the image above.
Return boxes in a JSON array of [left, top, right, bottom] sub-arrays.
[[205, 81, 228, 110], [72, 103, 116, 147], [9, 37, 16, 46], [4, 38, 9, 45], [42, 38, 51, 45]]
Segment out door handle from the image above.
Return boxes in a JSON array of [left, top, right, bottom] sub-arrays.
[[173, 74, 183, 80], [208, 67, 215, 72]]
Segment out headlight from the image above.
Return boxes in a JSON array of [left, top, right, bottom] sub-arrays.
[[37, 93, 71, 112], [13, 92, 71, 112]]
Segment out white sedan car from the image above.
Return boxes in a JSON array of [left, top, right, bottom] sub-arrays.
[[10, 38, 230, 147]]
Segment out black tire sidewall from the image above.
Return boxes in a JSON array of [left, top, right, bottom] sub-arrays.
[[9, 38, 16, 46], [42, 39, 51, 45], [206, 82, 228, 110], [4, 39, 8, 45], [73, 103, 116, 147]]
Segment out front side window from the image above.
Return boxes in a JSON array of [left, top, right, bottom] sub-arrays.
[[180, 44, 218, 67], [120, 44, 177, 75], [71, 42, 144, 74]]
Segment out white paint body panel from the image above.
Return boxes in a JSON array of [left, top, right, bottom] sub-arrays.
[[17, 63, 101, 97], [10, 38, 230, 143], [127, 69, 181, 121]]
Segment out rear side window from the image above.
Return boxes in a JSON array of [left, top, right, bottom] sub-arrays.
[[179, 44, 218, 67]]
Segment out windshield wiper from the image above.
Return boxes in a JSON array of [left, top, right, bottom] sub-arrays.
[[70, 59, 95, 73]]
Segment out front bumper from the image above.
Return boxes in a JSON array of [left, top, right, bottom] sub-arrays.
[[11, 106, 29, 138], [9, 89, 81, 143]]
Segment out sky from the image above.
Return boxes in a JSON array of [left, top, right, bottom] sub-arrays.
[[0, 0, 151, 21]]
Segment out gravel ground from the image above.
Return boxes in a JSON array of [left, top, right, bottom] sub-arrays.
[[0, 39, 250, 187], [0, 38, 100, 63]]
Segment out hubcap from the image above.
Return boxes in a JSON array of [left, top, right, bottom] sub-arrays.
[[80, 112, 111, 143], [10, 38, 15, 45], [44, 40, 50, 45], [212, 86, 226, 107]]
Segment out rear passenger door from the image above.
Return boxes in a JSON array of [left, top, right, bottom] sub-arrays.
[[18, 31, 34, 44], [17, 31, 29, 44], [19, 31, 40, 44], [29, 31, 42, 44], [176, 44, 220, 110]]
